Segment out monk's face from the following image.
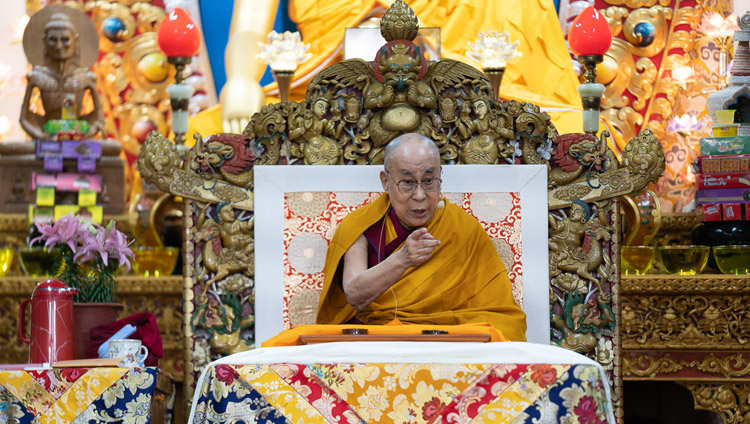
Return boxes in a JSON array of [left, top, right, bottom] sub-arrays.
[[380, 139, 441, 229]]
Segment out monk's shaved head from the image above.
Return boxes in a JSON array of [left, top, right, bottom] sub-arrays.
[[384, 133, 440, 171]]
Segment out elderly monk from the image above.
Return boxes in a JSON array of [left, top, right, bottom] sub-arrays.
[[316, 133, 527, 341]]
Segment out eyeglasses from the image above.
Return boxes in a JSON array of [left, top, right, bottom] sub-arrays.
[[385, 170, 441, 194]]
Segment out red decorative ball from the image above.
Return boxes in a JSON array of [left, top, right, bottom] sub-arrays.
[[568, 6, 612, 56], [157, 8, 201, 58], [132, 119, 157, 143]]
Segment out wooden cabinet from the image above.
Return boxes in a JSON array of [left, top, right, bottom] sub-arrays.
[[622, 274, 750, 423]]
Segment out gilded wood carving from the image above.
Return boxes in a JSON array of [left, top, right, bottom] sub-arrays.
[[622, 273, 750, 422], [680, 382, 750, 424], [622, 274, 750, 349], [624, 352, 750, 379]]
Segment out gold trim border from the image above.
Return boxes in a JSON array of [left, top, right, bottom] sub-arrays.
[[622, 274, 750, 294]]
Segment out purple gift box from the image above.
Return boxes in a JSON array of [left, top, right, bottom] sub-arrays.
[[62, 140, 102, 159], [36, 140, 102, 158], [696, 188, 750, 204], [43, 154, 63, 173], [36, 140, 61, 157], [77, 155, 97, 173]]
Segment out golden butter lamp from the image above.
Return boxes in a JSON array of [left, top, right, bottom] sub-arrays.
[[658, 245, 710, 275]]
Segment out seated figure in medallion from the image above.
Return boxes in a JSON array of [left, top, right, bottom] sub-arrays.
[[20, 6, 104, 140], [316, 133, 527, 341]]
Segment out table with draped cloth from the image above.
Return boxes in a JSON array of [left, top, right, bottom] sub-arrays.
[[189, 342, 615, 424], [0, 366, 174, 424]]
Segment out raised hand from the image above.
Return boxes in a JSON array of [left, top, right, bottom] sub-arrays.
[[398, 228, 441, 268]]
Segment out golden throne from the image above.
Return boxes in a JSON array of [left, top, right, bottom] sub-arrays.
[[137, 1, 665, 418]]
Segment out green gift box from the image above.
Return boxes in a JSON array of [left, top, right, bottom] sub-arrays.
[[700, 136, 750, 156], [42, 119, 90, 137]]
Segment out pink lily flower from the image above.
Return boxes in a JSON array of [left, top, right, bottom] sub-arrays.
[[30, 220, 55, 247], [31, 215, 136, 274], [75, 223, 108, 265], [36, 214, 87, 253], [103, 223, 135, 271]]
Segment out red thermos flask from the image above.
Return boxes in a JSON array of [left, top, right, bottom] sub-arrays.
[[19, 279, 77, 363]]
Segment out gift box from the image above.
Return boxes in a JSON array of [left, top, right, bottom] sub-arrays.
[[696, 188, 750, 204], [723, 204, 742, 221], [699, 155, 750, 174], [696, 172, 750, 189], [0, 140, 125, 215], [713, 124, 739, 137], [703, 204, 722, 221], [700, 136, 750, 156]]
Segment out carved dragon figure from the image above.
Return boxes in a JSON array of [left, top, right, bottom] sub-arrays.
[[552, 290, 615, 354], [549, 132, 610, 187], [136, 131, 181, 193], [193, 133, 257, 189]]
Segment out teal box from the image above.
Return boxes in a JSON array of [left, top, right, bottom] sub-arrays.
[[701, 136, 750, 155]]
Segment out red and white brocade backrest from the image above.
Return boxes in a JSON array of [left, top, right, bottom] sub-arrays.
[[254, 165, 549, 344], [282, 191, 524, 323]]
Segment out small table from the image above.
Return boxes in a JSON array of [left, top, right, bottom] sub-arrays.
[[0, 366, 174, 424]]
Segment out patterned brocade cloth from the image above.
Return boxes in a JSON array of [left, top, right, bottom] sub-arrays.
[[0, 367, 173, 424], [190, 342, 615, 424]]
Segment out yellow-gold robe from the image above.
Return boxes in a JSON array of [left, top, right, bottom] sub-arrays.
[[317, 193, 527, 341]]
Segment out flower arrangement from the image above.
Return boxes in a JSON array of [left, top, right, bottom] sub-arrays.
[[31, 214, 134, 303]]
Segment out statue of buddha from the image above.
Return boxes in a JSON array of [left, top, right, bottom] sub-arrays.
[[20, 5, 104, 140]]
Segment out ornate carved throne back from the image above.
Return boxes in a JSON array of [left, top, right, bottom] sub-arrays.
[[136, 1, 666, 417]]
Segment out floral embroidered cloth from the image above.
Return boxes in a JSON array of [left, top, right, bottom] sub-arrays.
[[189, 342, 614, 424], [0, 367, 172, 424]]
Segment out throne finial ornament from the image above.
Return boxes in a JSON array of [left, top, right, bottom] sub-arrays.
[[380, 0, 419, 42]]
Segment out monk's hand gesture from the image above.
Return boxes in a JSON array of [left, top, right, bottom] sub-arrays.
[[399, 228, 441, 268]]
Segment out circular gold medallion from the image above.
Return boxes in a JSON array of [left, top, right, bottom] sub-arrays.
[[382, 105, 420, 132]]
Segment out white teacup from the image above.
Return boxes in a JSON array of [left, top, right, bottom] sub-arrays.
[[109, 339, 148, 367]]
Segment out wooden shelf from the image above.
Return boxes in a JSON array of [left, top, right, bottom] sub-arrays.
[[0, 214, 132, 234], [621, 274, 750, 294], [0, 275, 183, 295]]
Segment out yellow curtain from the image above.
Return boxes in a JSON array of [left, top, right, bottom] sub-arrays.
[[287, 0, 581, 109]]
